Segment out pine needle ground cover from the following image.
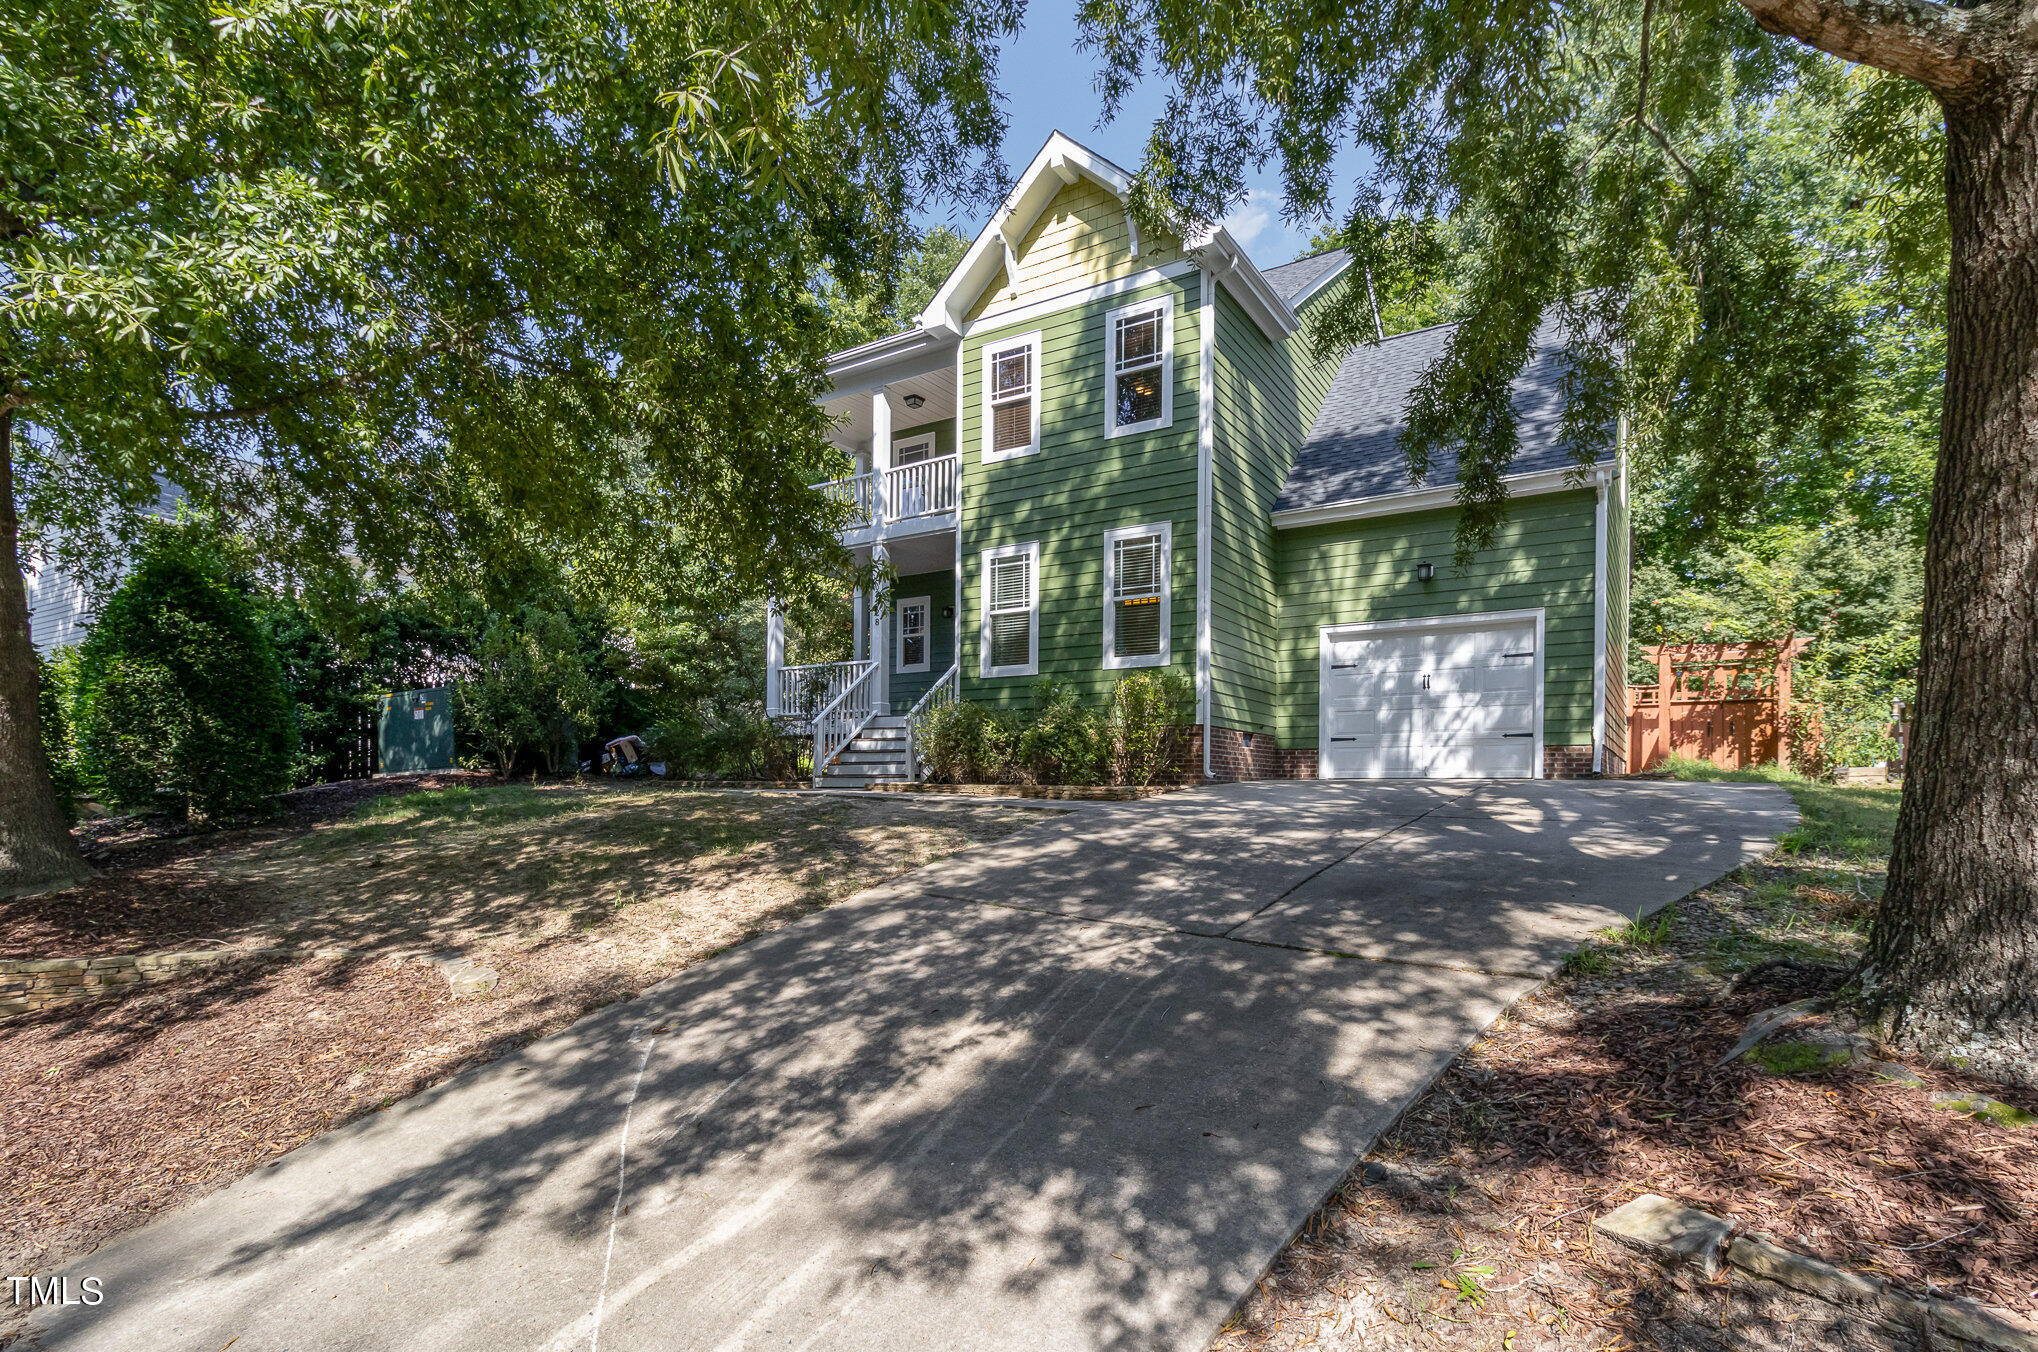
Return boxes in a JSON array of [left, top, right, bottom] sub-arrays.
[[1217, 769, 2037, 1350], [0, 782, 1035, 1289]]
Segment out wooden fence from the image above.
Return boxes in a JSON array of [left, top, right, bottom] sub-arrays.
[[1627, 639, 1810, 774]]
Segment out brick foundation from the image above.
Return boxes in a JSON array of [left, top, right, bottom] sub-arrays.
[[1599, 741, 1628, 777], [1543, 744, 1598, 778]]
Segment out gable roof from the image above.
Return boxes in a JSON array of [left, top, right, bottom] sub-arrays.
[[916, 130, 1301, 342], [1275, 315, 1594, 514], [1260, 248, 1350, 307]]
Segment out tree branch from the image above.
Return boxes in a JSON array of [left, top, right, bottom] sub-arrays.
[[1735, 0, 2000, 95]]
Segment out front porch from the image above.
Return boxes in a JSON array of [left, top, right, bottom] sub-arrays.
[[766, 325, 964, 787]]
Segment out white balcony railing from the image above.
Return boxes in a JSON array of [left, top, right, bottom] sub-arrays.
[[810, 454, 957, 533], [884, 455, 958, 521], [811, 661, 878, 785], [815, 473, 874, 528], [902, 663, 959, 782]]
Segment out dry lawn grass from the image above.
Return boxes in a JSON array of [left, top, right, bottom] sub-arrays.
[[1, 784, 1040, 1289]]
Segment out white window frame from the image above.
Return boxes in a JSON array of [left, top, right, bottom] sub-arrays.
[[979, 331, 1043, 462], [895, 594, 932, 674], [979, 541, 1040, 678], [893, 434, 935, 465], [1103, 295, 1174, 439], [1101, 521, 1173, 670]]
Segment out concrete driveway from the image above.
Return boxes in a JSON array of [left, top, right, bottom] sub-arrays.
[[29, 779, 1793, 1352]]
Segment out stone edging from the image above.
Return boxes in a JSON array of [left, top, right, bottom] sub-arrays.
[[0, 947, 349, 1019], [867, 783, 1185, 800], [1594, 1193, 2038, 1351]]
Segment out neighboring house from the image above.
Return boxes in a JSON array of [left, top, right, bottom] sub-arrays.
[[24, 480, 186, 655], [769, 131, 1628, 786]]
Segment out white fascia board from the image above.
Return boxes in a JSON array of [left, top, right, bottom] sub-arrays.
[[1188, 228, 1298, 340], [823, 329, 956, 393], [1270, 462, 1616, 530], [919, 131, 1139, 337], [1286, 252, 1356, 310]]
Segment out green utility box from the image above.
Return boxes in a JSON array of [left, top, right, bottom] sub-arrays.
[[378, 688, 456, 773]]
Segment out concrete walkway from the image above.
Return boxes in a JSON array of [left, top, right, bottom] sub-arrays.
[[30, 779, 1794, 1352]]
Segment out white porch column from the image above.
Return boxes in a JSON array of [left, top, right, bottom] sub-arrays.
[[764, 598, 785, 716], [852, 585, 868, 664], [871, 388, 893, 525], [871, 542, 893, 715]]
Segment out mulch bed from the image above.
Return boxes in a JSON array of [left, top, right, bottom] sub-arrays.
[[3, 774, 479, 959], [1215, 898, 2038, 1350]]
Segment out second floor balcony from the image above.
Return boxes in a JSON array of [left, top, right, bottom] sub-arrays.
[[814, 453, 959, 538]]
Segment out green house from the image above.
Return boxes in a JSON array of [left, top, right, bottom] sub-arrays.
[[768, 132, 1629, 786]]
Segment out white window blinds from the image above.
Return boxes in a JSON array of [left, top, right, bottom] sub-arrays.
[[990, 344, 1034, 455], [988, 554, 1032, 670], [1111, 532, 1164, 660]]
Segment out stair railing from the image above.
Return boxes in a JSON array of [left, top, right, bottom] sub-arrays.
[[810, 660, 879, 787], [901, 663, 959, 783]]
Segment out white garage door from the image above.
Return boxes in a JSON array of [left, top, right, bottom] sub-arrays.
[[1318, 612, 1542, 779]]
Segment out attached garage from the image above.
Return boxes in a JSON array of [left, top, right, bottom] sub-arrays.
[[1317, 610, 1544, 779]]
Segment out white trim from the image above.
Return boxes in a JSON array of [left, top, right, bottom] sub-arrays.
[[1196, 268, 1215, 777], [960, 261, 1196, 338], [955, 342, 966, 665], [1316, 607, 1547, 780], [896, 594, 932, 674], [978, 330, 1043, 462], [979, 540, 1040, 678], [825, 327, 949, 381], [921, 132, 1138, 337], [1103, 293, 1175, 439], [1188, 231, 1299, 340], [1101, 521, 1173, 670], [1270, 463, 1616, 530], [1592, 479, 1608, 773], [892, 433, 935, 465], [1284, 252, 1357, 310]]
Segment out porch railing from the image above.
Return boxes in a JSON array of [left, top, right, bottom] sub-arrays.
[[815, 472, 874, 528], [777, 660, 870, 725], [902, 663, 959, 783], [811, 660, 879, 786], [883, 454, 959, 522]]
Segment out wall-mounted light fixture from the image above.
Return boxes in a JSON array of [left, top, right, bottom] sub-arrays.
[[1416, 561, 1436, 583], [942, 605, 955, 620], [903, 392, 926, 410]]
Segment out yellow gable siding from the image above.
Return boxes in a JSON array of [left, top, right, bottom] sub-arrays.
[[966, 179, 1184, 322]]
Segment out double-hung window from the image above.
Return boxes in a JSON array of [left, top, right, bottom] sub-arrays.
[[981, 542, 1039, 677], [981, 332, 1042, 460], [1105, 296, 1173, 437], [1103, 522, 1172, 669], [896, 595, 931, 674]]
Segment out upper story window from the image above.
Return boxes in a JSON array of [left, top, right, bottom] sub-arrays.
[[1103, 522, 1172, 669], [981, 332, 1042, 461], [981, 541, 1039, 677], [1106, 296, 1173, 438]]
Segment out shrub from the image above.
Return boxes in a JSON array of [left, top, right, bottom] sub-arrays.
[[1014, 679, 1108, 785], [1110, 668, 1194, 784], [36, 649, 82, 820], [75, 526, 296, 819], [918, 699, 1018, 783], [454, 607, 606, 777]]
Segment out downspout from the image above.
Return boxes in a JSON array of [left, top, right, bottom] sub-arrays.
[[1197, 266, 1216, 779]]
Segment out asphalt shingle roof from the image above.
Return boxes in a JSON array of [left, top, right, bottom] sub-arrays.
[[1259, 249, 1349, 306], [1274, 316, 1584, 513]]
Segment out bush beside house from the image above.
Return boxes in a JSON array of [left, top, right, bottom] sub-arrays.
[[73, 526, 297, 820], [918, 671, 1193, 787]]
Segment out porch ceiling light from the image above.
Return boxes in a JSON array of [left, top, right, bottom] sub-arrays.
[[1416, 561, 1436, 583], [902, 392, 926, 410]]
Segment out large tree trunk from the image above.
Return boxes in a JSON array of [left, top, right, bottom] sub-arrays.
[[1862, 80, 2038, 1087], [0, 405, 92, 893]]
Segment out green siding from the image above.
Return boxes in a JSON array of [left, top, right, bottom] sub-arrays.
[[891, 417, 954, 462], [887, 569, 956, 710], [1208, 282, 1344, 736], [1274, 491, 1603, 749], [958, 274, 1201, 708]]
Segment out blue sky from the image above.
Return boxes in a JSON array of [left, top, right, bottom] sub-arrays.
[[913, 1, 1375, 270]]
